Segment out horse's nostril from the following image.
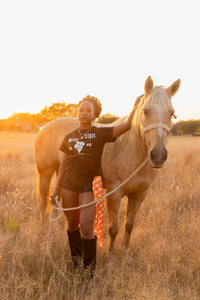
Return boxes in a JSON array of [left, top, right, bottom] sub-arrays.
[[150, 149, 155, 161], [164, 150, 167, 161]]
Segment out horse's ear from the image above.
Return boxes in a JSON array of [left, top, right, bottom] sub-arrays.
[[144, 76, 154, 98], [166, 79, 181, 97]]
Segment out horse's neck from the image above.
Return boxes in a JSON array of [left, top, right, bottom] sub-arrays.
[[118, 109, 148, 162], [134, 104, 148, 156]]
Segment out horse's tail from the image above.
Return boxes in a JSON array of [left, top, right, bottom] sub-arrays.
[[36, 170, 52, 213]]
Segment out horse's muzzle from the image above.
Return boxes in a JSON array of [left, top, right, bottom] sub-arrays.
[[149, 146, 168, 168]]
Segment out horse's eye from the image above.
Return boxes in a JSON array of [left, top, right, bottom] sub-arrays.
[[143, 109, 149, 116], [169, 111, 175, 118]]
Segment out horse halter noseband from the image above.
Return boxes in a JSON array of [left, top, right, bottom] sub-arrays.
[[139, 95, 177, 134]]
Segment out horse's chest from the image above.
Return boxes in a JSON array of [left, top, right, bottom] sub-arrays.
[[121, 167, 157, 195]]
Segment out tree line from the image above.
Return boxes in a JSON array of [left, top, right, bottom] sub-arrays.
[[171, 119, 200, 136], [0, 102, 119, 131], [0, 101, 199, 135]]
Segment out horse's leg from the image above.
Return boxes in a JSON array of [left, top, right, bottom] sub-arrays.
[[38, 168, 54, 222], [123, 191, 147, 248], [106, 191, 121, 252]]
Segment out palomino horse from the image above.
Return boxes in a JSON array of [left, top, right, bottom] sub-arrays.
[[35, 76, 180, 251]]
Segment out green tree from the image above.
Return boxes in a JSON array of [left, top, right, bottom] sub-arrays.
[[171, 120, 200, 135], [98, 113, 119, 124], [8, 112, 34, 122], [195, 126, 200, 134], [39, 102, 78, 122]]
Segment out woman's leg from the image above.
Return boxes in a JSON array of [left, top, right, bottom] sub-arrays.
[[79, 191, 96, 239], [79, 192, 97, 278], [62, 189, 79, 230], [62, 190, 82, 268]]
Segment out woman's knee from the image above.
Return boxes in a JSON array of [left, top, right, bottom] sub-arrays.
[[67, 221, 79, 231], [80, 221, 94, 239], [64, 211, 79, 231]]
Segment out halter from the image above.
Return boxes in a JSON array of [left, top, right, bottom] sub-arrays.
[[140, 114, 172, 133], [139, 93, 176, 135]]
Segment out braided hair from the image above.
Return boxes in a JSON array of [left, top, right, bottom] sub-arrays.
[[78, 95, 102, 119]]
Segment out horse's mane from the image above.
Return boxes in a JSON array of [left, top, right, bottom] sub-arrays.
[[104, 94, 145, 146]]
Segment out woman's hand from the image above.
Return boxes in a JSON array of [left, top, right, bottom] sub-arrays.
[[112, 95, 142, 139], [50, 187, 61, 206]]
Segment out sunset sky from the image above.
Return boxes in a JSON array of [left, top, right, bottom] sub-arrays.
[[0, 0, 199, 121]]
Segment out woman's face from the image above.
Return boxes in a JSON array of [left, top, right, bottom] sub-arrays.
[[78, 101, 95, 125]]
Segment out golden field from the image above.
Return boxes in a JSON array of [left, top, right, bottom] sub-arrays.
[[0, 131, 200, 300]]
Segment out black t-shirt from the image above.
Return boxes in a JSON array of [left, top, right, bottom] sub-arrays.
[[59, 126, 116, 178]]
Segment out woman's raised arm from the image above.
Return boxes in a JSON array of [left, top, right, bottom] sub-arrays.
[[112, 96, 141, 139]]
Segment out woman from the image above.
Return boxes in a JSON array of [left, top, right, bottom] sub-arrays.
[[50, 95, 138, 278]]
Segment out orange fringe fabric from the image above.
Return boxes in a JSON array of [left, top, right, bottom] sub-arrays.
[[93, 176, 104, 247]]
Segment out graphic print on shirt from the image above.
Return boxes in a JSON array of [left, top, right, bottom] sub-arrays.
[[74, 141, 85, 153], [68, 132, 96, 155]]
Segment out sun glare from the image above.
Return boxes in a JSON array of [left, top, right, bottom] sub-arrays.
[[0, 104, 42, 120], [0, 111, 13, 119]]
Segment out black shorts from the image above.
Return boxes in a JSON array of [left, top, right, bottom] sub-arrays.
[[62, 172, 94, 193]]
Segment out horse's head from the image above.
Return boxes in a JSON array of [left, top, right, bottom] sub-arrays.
[[139, 76, 181, 168]]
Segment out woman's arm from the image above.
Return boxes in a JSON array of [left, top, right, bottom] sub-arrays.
[[112, 96, 141, 139]]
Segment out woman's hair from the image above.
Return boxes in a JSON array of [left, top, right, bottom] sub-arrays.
[[78, 95, 102, 119]]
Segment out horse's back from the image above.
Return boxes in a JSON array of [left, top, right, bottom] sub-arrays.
[[35, 117, 79, 173]]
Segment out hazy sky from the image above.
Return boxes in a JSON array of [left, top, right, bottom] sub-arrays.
[[0, 0, 199, 121]]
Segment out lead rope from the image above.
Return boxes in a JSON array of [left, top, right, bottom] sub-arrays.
[[50, 157, 149, 215], [46, 157, 149, 282], [46, 220, 71, 283]]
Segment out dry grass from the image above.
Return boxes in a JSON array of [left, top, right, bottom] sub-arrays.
[[0, 132, 200, 300]]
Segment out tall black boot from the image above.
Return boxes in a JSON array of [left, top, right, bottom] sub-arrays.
[[67, 229, 82, 269], [82, 236, 97, 279]]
